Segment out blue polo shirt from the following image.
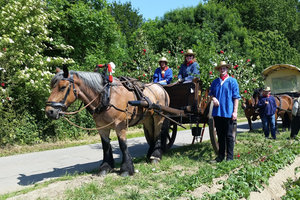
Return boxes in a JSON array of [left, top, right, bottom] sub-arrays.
[[209, 77, 241, 118]]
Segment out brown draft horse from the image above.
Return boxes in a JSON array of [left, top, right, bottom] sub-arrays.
[[250, 88, 293, 131], [45, 66, 170, 176]]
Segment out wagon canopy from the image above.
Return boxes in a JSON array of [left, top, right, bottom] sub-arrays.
[[262, 64, 300, 95]]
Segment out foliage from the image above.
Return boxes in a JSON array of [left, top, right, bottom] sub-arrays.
[[282, 178, 300, 200], [47, 0, 128, 70], [246, 30, 300, 74], [108, 1, 143, 46], [0, 0, 300, 145], [0, 0, 71, 144], [217, 0, 300, 51]]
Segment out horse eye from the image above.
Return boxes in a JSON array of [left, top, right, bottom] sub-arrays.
[[59, 86, 66, 91]]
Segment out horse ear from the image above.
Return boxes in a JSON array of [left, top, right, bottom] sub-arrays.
[[63, 65, 69, 78], [56, 67, 61, 74]]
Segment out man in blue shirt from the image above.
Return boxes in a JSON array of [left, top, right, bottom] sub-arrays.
[[209, 61, 240, 162], [257, 87, 277, 139], [178, 49, 200, 82], [153, 57, 173, 85]]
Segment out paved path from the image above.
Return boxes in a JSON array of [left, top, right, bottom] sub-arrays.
[[0, 121, 262, 195]]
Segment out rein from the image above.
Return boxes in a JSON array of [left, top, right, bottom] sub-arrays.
[[60, 94, 100, 115], [63, 116, 116, 131]]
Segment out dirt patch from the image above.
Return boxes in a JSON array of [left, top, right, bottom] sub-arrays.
[[187, 174, 228, 199], [7, 174, 107, 200]]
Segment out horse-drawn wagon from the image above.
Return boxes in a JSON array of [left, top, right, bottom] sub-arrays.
[[45, 64, 224, 176], [128, 79, 231, 155]]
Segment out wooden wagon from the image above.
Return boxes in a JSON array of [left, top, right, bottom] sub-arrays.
[[262, 64, 300, 97], [129, 79, 237, 154]]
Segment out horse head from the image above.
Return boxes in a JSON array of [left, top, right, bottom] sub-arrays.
[[45, 65, 79, 119], [252, 88, 263, 108], [241, 97, 255, 110]]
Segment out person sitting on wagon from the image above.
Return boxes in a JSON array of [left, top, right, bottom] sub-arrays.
[[153, 57, 173, 85], [177, 49, 200, 83]]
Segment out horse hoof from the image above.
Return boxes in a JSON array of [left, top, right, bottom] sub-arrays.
[[98, 170, 109, 176], [150, 156, 161, 164], [120, 171, 130, 177], [151, 159, 160, 165]]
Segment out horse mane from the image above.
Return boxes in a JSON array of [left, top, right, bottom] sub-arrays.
[[50, 70, 104, 93]]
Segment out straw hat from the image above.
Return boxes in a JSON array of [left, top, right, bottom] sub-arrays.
[[158, 57, 168, 63], [264, 86, 271, 92], [184, 49, 195, 56], [215, 61, 231, 70]]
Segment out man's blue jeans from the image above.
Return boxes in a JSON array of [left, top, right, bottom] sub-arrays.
[[262, 114, 276, 139]]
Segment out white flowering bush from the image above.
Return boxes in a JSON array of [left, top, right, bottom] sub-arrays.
[[0, 0, 76, 145]]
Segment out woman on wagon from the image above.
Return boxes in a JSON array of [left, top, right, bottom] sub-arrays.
[[178, 49, 200, 83], [153, 57, 173, 85]]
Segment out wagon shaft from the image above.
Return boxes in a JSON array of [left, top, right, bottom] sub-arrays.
[[128, 100, 185, 115]]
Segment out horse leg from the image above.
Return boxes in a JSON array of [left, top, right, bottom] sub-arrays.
[[247, 117, 253, 131], [117, 129, 134, 176], [143, 116, 155, 161], [282, 112, 291, 132], [99, 129, 114, 176], [149, 116, 165, 164]]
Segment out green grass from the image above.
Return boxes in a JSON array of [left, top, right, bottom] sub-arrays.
[[3, 130, 298, 200], [63, 131, 299, 200]]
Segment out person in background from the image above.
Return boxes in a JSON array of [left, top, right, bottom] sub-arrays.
[[289, 96, 300, 139], [257, 87, 277, 139], [178, 49, 200, 83], [209, 61, 240, 162], [153, 57, 173, 85]]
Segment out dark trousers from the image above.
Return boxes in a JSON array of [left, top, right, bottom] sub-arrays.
[[290, 115, 300, 138], [214, 116, 235, 160]]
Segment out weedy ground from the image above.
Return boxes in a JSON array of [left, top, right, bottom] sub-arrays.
[[1, 130, 299, 200]]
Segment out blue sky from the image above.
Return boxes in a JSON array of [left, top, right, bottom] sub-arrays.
[[107, 0, 203, 20]]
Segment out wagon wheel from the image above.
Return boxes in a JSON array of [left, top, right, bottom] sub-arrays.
[[161, 119, 177, 152], [208, 101, 219, 154]]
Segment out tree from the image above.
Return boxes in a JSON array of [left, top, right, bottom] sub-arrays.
[[216, 0, 300, 51], [47, 0, 128, 70], [246, 30, 300, 73], [108, 1, 143, 45]]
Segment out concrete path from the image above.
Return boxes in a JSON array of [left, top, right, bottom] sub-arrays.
[[0, 121, 262, 195]]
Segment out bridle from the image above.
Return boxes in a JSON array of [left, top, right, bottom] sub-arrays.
[[46, 74, 78, 110]]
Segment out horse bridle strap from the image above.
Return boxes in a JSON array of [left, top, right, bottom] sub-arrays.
[[46, 75, 78, 109]]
